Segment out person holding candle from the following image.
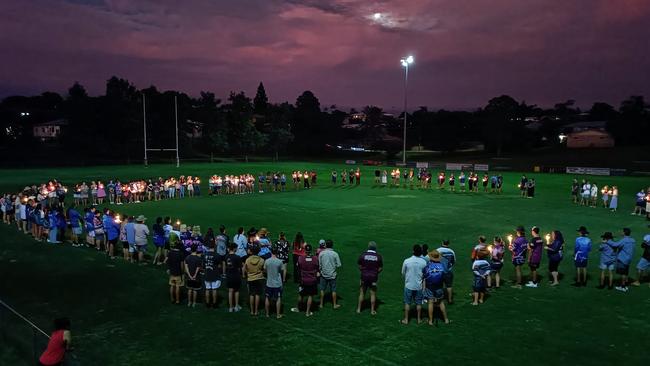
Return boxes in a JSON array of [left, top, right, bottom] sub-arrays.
[[459, 172, 466, 192], [597, 232, 616, 290], [632, 189, 645, 215], [526, 226, 544, 287], [509, 227, 528, 289], [448, 173, 455, 192], [573, 226, 592, 287], [609, 186, 619, 211], [545, 230, 564, 286], [601, 185, 610, 208], [571, 179, 580, 204], [437, 172, 445, 189], [488, 236, 505, 288]]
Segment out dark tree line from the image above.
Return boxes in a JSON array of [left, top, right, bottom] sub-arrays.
[[1, 75, 648, 164]]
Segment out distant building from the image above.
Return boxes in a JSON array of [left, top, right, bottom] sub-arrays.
[[564, 121, 607, 132], [32, 119, 67, 141], [566, 129, 614, 148]]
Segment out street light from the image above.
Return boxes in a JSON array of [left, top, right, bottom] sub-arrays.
[[400, 55, 413, 164]]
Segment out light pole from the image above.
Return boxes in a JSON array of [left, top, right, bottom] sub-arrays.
[[400, 55, 413, 165]]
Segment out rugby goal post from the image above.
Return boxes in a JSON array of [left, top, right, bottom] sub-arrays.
[[143, 93, 180, 168]]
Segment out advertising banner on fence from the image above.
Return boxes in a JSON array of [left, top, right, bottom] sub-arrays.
[[474, 164, 489, 171], [446, 163, 473, 171], [566, 167, 611, 176], [345, 160, 356, 165], [416, 162, 429, 168]]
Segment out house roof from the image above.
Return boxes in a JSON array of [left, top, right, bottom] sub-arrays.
[[564, 121, 607, 129]]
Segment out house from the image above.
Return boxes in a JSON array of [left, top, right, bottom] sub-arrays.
[[566, 129, 614, 148], [32, 119, 67, 141]]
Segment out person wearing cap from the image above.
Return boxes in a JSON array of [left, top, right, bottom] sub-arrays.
[[436, 240, 456, 303], [631, 228, 650, 287], [291, 244, 319, 317], [318, 239, 342, 310], [597, 232, 616, 289], [573, 226, 592, 286], [509, 227, 528, 289], [244, 245, 265, 316], [422, 250, 450, 324], [606, 228, 636, 292], [401, 245, 427, 324], [357, 241, 383, 315], [526, 227, 544, 288], [133, 215, 150, 264]]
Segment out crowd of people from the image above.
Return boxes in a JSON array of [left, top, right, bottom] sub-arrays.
[[572, 179, 650, 217]]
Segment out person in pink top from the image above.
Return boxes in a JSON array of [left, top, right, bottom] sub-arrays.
[[39, 318, 72, 366]]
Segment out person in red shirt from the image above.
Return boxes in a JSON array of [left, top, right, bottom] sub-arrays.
[[39, 318, 72, 366], [292, 232, 306, 284], [356, 241, 383, 315], [291, 244, 319, 317]]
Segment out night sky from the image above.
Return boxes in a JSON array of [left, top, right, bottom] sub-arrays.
[[1, 0, 649, 109]]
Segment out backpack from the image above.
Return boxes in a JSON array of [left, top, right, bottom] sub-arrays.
[[424, 262, 444, 286]]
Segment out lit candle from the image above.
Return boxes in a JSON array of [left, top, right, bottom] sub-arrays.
[[507, 234, 513, 245], [545, 234, 551, 245], [176, 220, 181, 226]]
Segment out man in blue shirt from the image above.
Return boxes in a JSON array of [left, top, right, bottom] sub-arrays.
[[573, 226, 592, 287], [84, 207, 95, 247], [597, 232, 616, 289], [67, 207, 82, 246], [607, 228, 636, 292], [400, 245, 427, 325]]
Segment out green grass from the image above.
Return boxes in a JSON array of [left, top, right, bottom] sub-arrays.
[[1, 162, 650, 366]]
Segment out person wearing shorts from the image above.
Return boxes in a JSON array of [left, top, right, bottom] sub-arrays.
[[244, 245, 265, 316], [509, 227, 528, 289], [631, 232, 650, 287], [224, 244, 243, 312], [167, 239, 184, 304], [606, 228, 635, 292], [318, 240, 341, 309], [401, 245, 426, 324], [422, 250, 450, 325], [357, 241, 383, 315], [291, 244, 319, 317], [526, 227, 544, 288], [573, 226, 592, 286], [264, 249, 284, 318], [203, 241, 221, 308], [597, 232, 616, 289]]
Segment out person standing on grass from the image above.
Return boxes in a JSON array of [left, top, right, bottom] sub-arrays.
[[225, 243, 243, 312], [436, 240, 456, 303], [573, 226, 592, 287], [39, 318, 72, 366], [472, 250, 491, 305], [133, 215, 150, 264], [488, 237, 505, 288], [292, 244, 320, 317], [167, 236, 184, 304], [471, 236, 488, 262], [184, 244, 202, 307], [67, 206, 82, 247], [422, 250, 450, 325], [244, 245, 265, 316], [264, 248, 284, 318], [152, 217, 166, 265], [400, 245, 427, 324], [509, 227, 528, 289], [545, 230, 564, 286], [319, 239, 342, 309], [104, 211, 120, 259], [203, 240, 221, 308], [571, 179, 580, 204], [526, 226, 544, 288], [215, 225, 229, 263], [274, 232, 290, 283], [233, 226, 248, 259], [606, 228, 636, 292], [631, 229, 650, 287], [292, 232, 306, 284], [596, 231, 616, 289], [357, 241, 383, 315], [632, 189, 645, 215], [125, 216, 136, 262]]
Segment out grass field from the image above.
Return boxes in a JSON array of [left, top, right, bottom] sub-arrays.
[[1, 162, 650, 366]]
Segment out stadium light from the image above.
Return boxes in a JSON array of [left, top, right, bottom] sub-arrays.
[[400, 55, 414, 165]]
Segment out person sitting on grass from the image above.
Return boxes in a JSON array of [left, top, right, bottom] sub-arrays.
[[597, 232, 616, 290], [318, 239, 342, 310], [488, 236, 505, 289], [400, 245, 427, 324], [471, 249, 491, 305], [167, 236, 184, 305], [422, 250, 450, 325], [264, 247, 284, 318], [509, 227, 528, 289], [436, 240, 456, 303], [39, 318, 73, 366], [606, 228, 636, 292], [224, 243, 243, 312], [545, 230, 564, 286], [203, 240, 221, 308], [291, 244, 320, 317], [244, 244, 265, 316], [184, 243, 202, 307], [631, 229, 650, 287], [526, 226, 544, 288], [573, 226, 592, 287]]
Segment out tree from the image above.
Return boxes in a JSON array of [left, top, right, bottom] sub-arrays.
[[292, 90, 324, 154], [224, 91, 264, 157], [589, 102, 618, 121], [266, 102, 294, 160], [608, 96, 650, 145], [253, 82, 268, 115], [482, 95, 520, 156]]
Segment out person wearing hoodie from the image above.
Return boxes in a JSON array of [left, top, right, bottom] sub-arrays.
[[244, 245, 265, 316], [597, 232, 616, 289], [606, 228, 636, 292]]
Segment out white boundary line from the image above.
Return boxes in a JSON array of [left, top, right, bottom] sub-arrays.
[[0, 299, 50, 338]]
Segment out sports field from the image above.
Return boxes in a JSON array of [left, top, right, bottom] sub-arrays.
[[1, 162, 649, 366]]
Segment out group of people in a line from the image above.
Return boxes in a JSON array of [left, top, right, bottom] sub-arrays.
[[572, 178, 620, 211]]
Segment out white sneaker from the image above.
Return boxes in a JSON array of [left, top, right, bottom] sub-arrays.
[[228, 308, 233, 313], [234, 305, 242, 312], [290, 307, 300, 313], [525, 282, 538, 288], [614, 286, 628, 292]]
